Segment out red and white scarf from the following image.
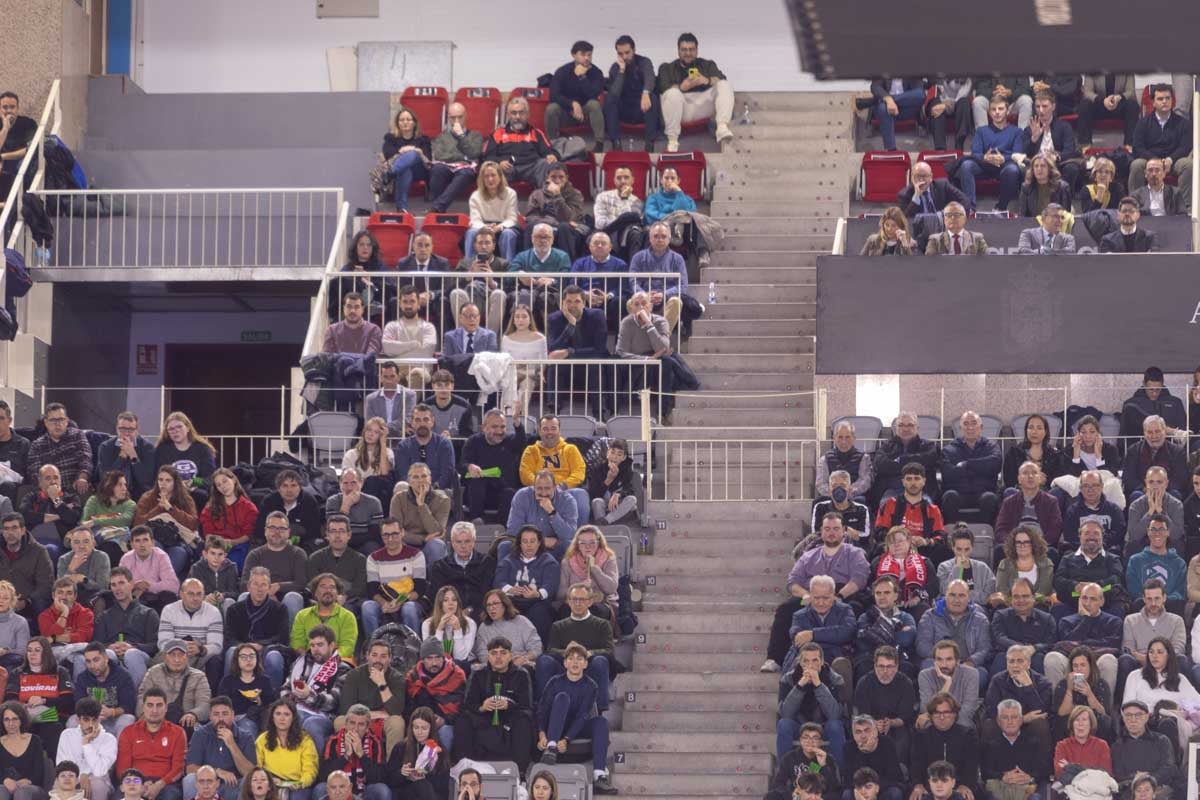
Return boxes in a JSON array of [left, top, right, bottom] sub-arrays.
[[877, 551, 926, 594]]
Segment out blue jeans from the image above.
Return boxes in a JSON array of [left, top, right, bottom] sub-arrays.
[[297, 707, 333, 755], [362, 599, 423, 637], [534, 653, 609, 711], [958, 159, 1022, 212], [391, 150, 429, 209], [465, 226, 520, 260], [237, 591, 305, 631], [437, 720, 454, 753], [166, 545, 191, 577], [422, 537, 448, 564], [542, 691, 610, 771], [874, 88, 926, 150], [776, 718, 845, 771], [224, 645, 285, 686]]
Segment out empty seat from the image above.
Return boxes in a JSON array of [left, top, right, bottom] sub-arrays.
[[365, 211, 415, 265], [858, 151, 912, 202], [830, 415, 883, 453], [1011, 414, 1063, 442], [964, 523, 995, 567], [916, 149, 962, 181], [454, 87, 502, 133], [1097, 413, 1121, 444], [916, 415, 942, 444], [509, 86, 550, 131], [950, 414, 1004, 440], [563, 152, 597, 201], [599, 151, 652, 197], [306, 412, 360, 467], [558, 415, 598, 439], [473, 523, 507, 554], [655, 151, 708, 201], [400, 86, 449, 136], [421, 212, 470, 261]]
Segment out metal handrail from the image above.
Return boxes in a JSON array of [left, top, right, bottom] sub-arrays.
[[0, 79, 61, 296], [302, 201, 349, 358]]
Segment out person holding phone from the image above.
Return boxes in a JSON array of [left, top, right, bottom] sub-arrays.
[[1050, 646, 1114, 742]]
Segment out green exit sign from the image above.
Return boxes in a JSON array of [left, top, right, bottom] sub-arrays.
[[241, 330, 272, 343]]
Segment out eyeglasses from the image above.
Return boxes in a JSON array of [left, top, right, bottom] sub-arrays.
[[381, 531, 402, 538], [122, 778, 143, 785], [238, 653, 257, 659], [265, 525, 290, 533], [944, 212, 966, 219], [45, 416, 68, 424]]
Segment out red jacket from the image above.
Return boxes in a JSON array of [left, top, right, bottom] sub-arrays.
[[199, 495, 258, 542], [37, 601, 94, 643], [116, 719, 187, 783]]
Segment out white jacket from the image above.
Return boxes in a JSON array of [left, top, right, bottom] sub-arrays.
[[468, 351, 517, 410], [1061, 769, 1117, 800]]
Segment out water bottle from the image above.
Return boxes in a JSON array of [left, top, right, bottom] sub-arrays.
[[35, 246, 50, 267], [739, 102, 752, 125], [707, 281, 717, 304]]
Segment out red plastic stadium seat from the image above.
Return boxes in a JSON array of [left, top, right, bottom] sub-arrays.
[[1142, 85, 1154, 117], [421, 212, 470, 261], [600, 152, 652, 197], [916, 150, 961, 181], [656, 151, 707, 201], [563, 153, 596, 201], [454, 87, 502, 133], [401, 86, 448, 136], [366, 211, 415, 265], [858, 151, 911, 202], [510, 87, 550, 132]]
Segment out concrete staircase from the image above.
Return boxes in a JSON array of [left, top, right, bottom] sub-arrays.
[[610, 92, 850, 798]]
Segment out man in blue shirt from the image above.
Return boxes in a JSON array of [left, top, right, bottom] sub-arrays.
[[958, 96, 1024, 213], [630, 221, 686, 332], [182, 697, 255, 800]]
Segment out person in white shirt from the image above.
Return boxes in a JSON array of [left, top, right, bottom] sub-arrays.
[[1121, 636, 1200, 712], [363, 363, 417, 439], [1131, 159, 1186, 216], [57, 698, 117, 800]]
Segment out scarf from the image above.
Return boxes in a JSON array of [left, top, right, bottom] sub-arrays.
[[405, 661, 465, 718], [330, 727, 381, 791], [307, 653, 342, 694], [877, 551, 926, 587], [568, 547, 609, 582]]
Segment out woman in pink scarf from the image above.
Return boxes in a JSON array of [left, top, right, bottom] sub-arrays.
[[555, 524, 619, 623], [872, 526, 936, 620]]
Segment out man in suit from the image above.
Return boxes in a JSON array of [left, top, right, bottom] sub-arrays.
[[1016, 203, 1076, 254], [1076, 73, 1139, 146], [1132, 159, 1187, 216], [545, 285, 610, 415], [925, 202, 989, 255], [1100, 197, 1156, 252], [443, 303, 499, 355], [397, 232, 451, 327], [364, 362, 417, 439], [897, 162, 968, 219]]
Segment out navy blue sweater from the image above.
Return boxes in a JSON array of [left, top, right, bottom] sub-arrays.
[[549, 62, 605, 108], [537, 673, 598, 741]]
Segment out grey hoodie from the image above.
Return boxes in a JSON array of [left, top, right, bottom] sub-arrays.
[[0, 609, 30, 654]]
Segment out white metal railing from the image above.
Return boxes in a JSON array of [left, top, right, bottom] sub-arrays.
[[653, 438, 819, 502], [17, 187, 343, 270], [302, 201, 350, 358]]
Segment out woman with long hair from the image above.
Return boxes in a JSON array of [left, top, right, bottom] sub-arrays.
[[82, 470, 137, 531], [199, 468, 257, 570], [153, 411, 216, 485], [466, 160, 520, 259], [217, 643, 277, 739], [1122, 636, 1200, 709], [5, 637, 71, 757], [991, 529, 1055, 608], [501, 305, 548, 398], [133, 465, 198, 576], [386, 706, 446, 800], [0, 701, 47, 800], [529, 772, 559, 800], [237, 768, 279, 800], [342, 417, 394, 480], [859, 207, 915, 256], [328, 230, 385, 321], [1017, 153, 1073, 217], [557, 525, 620, 622], [1075, 157, 1123, 212], [254, 700, 318, 800], [493, 526, 560, 642], [382, 107, 432, 212], [473, 589, 542, 667], [1003, 414, 1064, 490], [421, 585, 477, 668], [1050, 646, 1114, 742], [1063, 414, 1120, 477]]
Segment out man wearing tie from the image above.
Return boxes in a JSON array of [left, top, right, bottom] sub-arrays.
[[897, 161, 968, 220], [364, 362, 417, 438], [925, 202, 989, 255], [1016, 204, 1076, 254], [443, 304, 499, 356]]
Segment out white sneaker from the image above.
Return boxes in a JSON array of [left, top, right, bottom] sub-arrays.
[[760, 658, 781, 673], [715, 123, 734, 142], [666, 136, 680, 153]]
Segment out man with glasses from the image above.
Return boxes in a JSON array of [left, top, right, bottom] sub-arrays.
[[97, 412, 156, 499], [909, 693, 979, 800], [1126, 514, 1186, 604], [1016, 203, 1076, 254], [924, 202, 989, 256], [872, 414, 940, 505], [362, 518, 428, 637], [534, 582, 614, 708], [0, 512, 54, 621], [1112, 700, 1182, 798], [481, 96, 558, 189], [242, 511, 307, 624], [26, 402, 92, 496], [765, 721, 842, 800], [307, 516, 369, 615], [428, 102, 484, 213]]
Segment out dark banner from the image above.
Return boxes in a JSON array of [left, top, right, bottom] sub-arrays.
[[817, 254, 1200, 373], [845, 215, 1193, 256]]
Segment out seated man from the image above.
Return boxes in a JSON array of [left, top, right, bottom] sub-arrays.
[[73, 642, 137, 737], [20, 463, 81, 559], [182, 697, 254, 800], [0, 402, 28, 507], [307, 515, 369, 615], [592, 168, 646, 263], [776, 642, 847, 773], [223, 566, 288, 686], [241, 512, 307, 623], [765, 721, 842, 800], [25, 403, 92, 495], [116, 688, 187, 800], [428, 102, 484, 214], [939, 412, 1001, 525], [392, 407, 456, 498], [1016, 203, 1075, 254], [380, 287, 437, 392], [334, 644, 407, 759], [1125, 466, 1185, 556], [935, 526, 996, 607], [1129, 84, 1193, 201], [0, 92, 38, 189], [763, 513, 870, 673], [817, 421, 874, 503], [923, 203, 988, 255], [1121, 415, 1188, 499], [423, 369, 475, 440], [959, 96, 1024, 213], [252, 470, 322, 549], [1132, 159, 1187, 216], [981, 645, 1052, 742], [916, 641, 980, 730], [428, 521, 496, 615], [157, 579, 222, 684], [387, 462, 451, 565], [994, 462, 1062, 551], [897, 161, 968, 220], [97, 411, 157, 499], [928, 78, 973, 151], [872, 415, 940, 503], [782, 575, 856, 695], [869, 77, 930, 153], [535, 582, 614, 712], [519, 415, 588, 521], [94, 567, 159, 687], [511, 219, 571, 312], [137, 639, 210, 732], [291, 574, 358, 662], [406, 638, 466, 752], [1061, 471, 1126, 554], [1118, 577, 1187, 693], [656, 32, 734, 152], [844, 715, 907, 800], [852, 645, 916, 762], [506, 469, 579, 559], [1020, 92, 1082, 188], [1100, 197, 1157, 252], [874, 463, 950, 565], [910, 693, 980, 799], [988, 579, 1055, 677], [1043, 582, 1120, 694], [282, 624, 352, 755], [398, 231, 452, 315], [480, 95, 558, 190], [603, 35, 661, 152], [546, 285, 611, 416], [1112, 701, 1183, 799], [855, 578, 917, 679], [915, 580, 992, 684], [362, 518, 428, 636], [450, 228, 508, 334], [1076, 73, 1138, 147], [315, 707, 389, 800], [460, 408, 526, 524], [616, 290, 700, 419], [40, 576, 94, 664], [545, 41, 605, 147], [1053, 520, 1127, 620], [322, 293, 382, 355], [57, 698, 119, 800], [811, 471, 871, 551], [629, 221, 687, 332], [571, 232, 630, 329], [118, 526, 179, 613], [970, 75, 1033, 130], [1120, 369, 1187, 442], [979, 700, 1048, 800], [442, 303, 499, 357]]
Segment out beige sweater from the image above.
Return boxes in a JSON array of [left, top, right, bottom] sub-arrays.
[[468, 187, 519, 229]]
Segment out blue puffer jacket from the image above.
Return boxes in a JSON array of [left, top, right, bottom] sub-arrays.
[[915, 597, 992, 666]]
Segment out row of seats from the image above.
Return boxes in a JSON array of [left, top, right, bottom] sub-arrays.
[[829, 413, 1124, 451]]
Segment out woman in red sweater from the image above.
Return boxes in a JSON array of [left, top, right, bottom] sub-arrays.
[[1053, 705, 1111, 779], [200, 468, 258, 571]]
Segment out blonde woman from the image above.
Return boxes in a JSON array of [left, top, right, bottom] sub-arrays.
[[153, 411, 216, 484], [501, 305, 548, 398], [342, 417, 393, 479], [420, 585, 477, 667], [859, 207, 914, 256], [381, 107, 431, 212], [1075, 157, 1123, 212], [556, 525, 619, 622], [1017, 153, 1072, 217], [466, 160, 520, 259]]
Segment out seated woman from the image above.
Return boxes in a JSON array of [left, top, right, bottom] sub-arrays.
[[380, 107, 431, 213], [153, 411, 217, 491], [493, 526, 561, 643], [255, 700, 319, 800], [132, 465, 199, 577], [199, 468, 257, 571], [473, 589, 543, 669], [81, 471, 137, 561], [420, 586, 477, 671], [871, 527, 937, 621], [643, 168, 710, 262], [1121, 637, 1200, 727], [586, 439, 639, 525], [1075, 157, 1123, 213], [859, 207, 916, 256], [216, 642, 277, 739], [465, 161, 520, 260], [341, 417, 395, 501], [6, 637, 72, 758], [1053, 706, 1111, 779], [990, 524, 1055, 609], [1062, 414, 1121, 478], [386, 706, 447, 800], [327, 231, 385, 322], [556, 525, 619, 625], [1050, 646, 1114, 742], [500, 305, 549, 401], [616, 291, 700, 420], [1016, 154, 1073, 217], [1003, 414, 1065, 494], [0, 701, 47, 800]]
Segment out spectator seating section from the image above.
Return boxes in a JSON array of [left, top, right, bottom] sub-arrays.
[[829, 415, 884, 452], [528, 762, 591, 799], [859, 151, 912, 202], [452, 762, 521, 800], [558, 415, 599, 439], [916, 414, 942, 444], [421, 211, 471, 260], [365, 211, 416, 264], [400, 85, 449, 136], [455, 86, 503, 133], [564, 153, 597, 201], [963, 523, 995, 566], [656, 151, 708, 201], [950, 414, 1004, 440], [916, 149, 961, 181], [599, 151, 653, 197], [511, 86, 551, 131]]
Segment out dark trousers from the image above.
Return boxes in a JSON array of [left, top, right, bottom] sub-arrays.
[[428, 164, 477, 212], [453, 713, 534, 774], [543, 693, 610, 771], [1075, 96, 1140, 145], [463, 478, 515, 523], [929, 97, 972, 150], [604, 91, 663, 146], [768, 596, 805, 665], [939, 489, 1001, 524]]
